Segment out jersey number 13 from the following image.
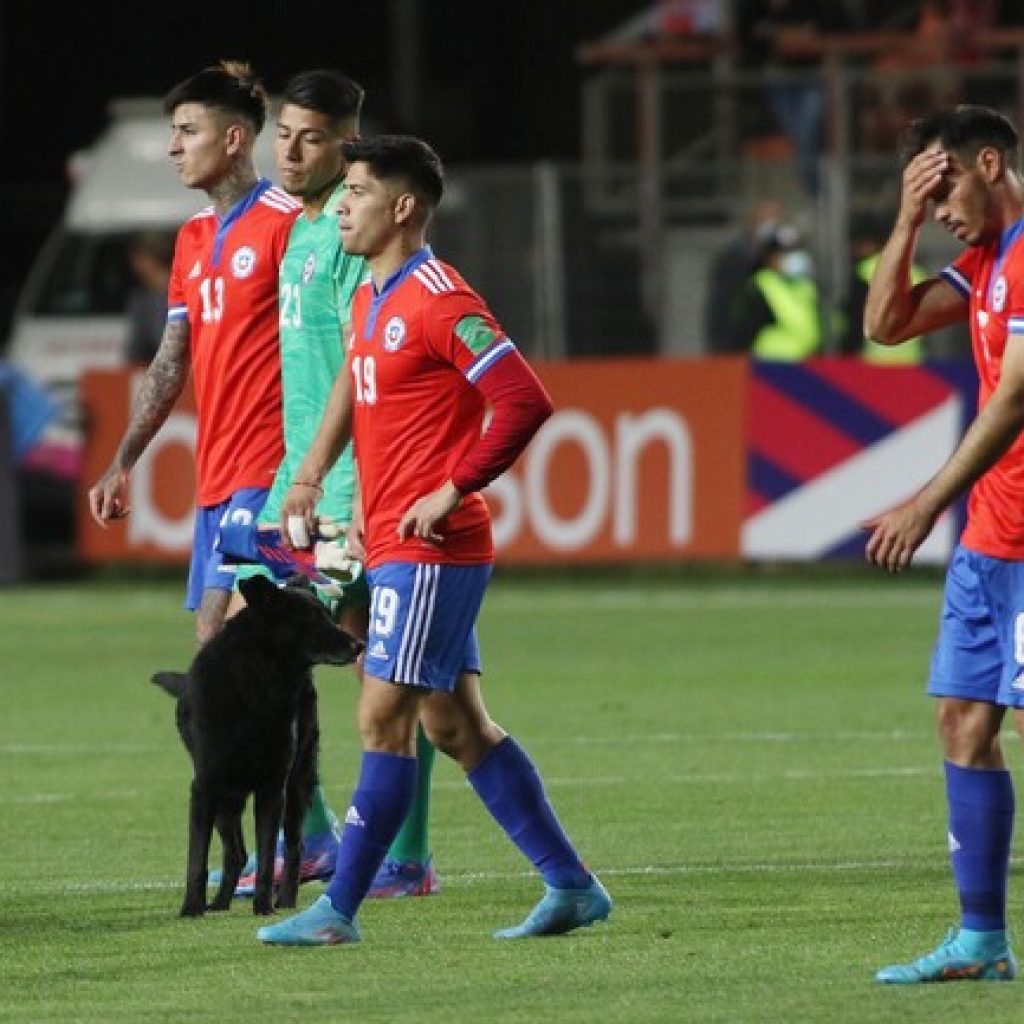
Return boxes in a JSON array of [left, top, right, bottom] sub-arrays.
[[199, 277, 225, 323]]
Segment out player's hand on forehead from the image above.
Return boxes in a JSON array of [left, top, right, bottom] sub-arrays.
[[912, 145, 951, 182], [901, 146, 951, 224]]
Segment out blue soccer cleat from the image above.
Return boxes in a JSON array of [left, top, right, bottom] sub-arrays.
[[494, 875, 612, 939], [256, 895, 360, 946], [367, 856, 440, 899], [875, 928, 1017, 984]]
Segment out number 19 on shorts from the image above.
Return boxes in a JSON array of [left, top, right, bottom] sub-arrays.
[[371, 586, 399, 636]]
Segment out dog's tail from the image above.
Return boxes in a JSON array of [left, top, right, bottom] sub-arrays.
[[151, 670, 187, 699]]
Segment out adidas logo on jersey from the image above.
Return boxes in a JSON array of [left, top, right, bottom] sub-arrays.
[[345, 805, 365, 828], [188, 260, 202, 279], [369, 640, 388, 661]]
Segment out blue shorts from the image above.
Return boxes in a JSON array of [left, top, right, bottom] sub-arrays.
[[363, 561, 491, 692], [928, 545, 1024, 709], [185, 487, 269, 611]]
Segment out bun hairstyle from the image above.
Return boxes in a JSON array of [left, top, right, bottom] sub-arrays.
[[163, 59, 269, 134]]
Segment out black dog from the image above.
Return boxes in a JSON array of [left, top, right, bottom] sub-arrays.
[[152, 574, 361, 917]]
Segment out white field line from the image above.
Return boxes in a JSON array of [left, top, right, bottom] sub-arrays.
[[1, 765, 941, 805], [0, 744, 158, 756], [0, 589, 180, 610], [555, 730, 939, 744], [6, 729, 1020, 757], [0, 584, 943, 615], [0, 790, 141, 805], [483, 588, 942, 612], [25, 855, 1024, 898], [431, 766, 938, 790]]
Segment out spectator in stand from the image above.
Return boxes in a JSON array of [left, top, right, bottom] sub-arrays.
[[705, 198, 784, 352], [738, 0, 850, 197], [842, 214, 927, 363], [123, 231, 175, 364], [862, 0, 1014, 154], [728, 223, 827, 359]]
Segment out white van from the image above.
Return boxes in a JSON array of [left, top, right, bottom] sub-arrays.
[[3, 100, 281, 565], [7, 99, 279, 447]]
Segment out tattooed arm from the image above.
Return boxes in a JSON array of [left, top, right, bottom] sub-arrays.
[[88, 318, 191, 526]]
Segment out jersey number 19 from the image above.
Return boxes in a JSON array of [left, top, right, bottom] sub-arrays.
[[352, 355, 377, 405]]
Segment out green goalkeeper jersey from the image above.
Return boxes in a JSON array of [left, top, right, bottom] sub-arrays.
[[260, 183, 366, 526]]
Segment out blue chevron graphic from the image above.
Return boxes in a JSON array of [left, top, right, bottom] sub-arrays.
[[755, 362, 895, 445]]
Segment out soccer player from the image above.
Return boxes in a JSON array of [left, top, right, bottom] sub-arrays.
[[87, 61, 300, 644], [257, 135, 611, 946], [862, 105, 1024, 984], [224, 69, 439, 898]]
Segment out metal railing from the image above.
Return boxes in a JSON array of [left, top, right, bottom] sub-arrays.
[[573, 29, 1024, 353]]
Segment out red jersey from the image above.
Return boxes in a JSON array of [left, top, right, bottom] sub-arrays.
[[167, 179, 300, 506], [942, 222, 1024, 558], [349, 250, 527, 568]]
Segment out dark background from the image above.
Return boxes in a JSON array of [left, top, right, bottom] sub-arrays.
[[0, 0, 639, 338], [1, 1, 643, 170], [0, 1, 643, 568]]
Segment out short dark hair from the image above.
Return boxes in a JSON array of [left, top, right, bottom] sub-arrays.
[[282, 69, 364, 127], [163, 60, 269, 134], [904, 105, 1019, 165], [341, 135, 445, 210]]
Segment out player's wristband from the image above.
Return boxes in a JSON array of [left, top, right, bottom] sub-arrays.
[[292, 479, 324, 494]]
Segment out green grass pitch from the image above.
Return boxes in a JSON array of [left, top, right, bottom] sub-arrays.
[[1, 572, 1021, 1023]]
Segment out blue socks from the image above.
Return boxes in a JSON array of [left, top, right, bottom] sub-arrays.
[[468, 736, 590, 890], [944, 760, 1015, 935], [326, 752, 417, 920]]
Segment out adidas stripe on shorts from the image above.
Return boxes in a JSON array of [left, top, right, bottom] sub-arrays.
[[363, 561, 491, 691]]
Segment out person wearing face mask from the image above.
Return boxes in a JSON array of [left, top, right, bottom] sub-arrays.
[[704, 199, 785, 352], [727, 223, 824, 359], [842, 214, 927, 364]]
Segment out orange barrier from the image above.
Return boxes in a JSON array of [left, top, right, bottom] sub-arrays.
[[487, 357, 747, 562], [77, 359, 748, 565], [79, 370, 197, 564]]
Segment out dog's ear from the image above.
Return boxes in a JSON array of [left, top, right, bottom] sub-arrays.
[[239, 574, 280, 613], [151, 671, 187, 699]]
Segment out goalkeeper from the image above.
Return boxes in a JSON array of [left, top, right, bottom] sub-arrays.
[[221, 68, 439, 900]]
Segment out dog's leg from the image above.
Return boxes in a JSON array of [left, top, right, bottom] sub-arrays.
[[181, 780, 216, 917], [253, 786, 285, 915], [277, 688, 318, 910], [276, 789, 303, 910], [208, 799, 247, 911]]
